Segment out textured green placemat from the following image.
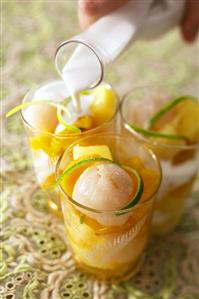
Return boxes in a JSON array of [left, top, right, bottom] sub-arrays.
[[1, 161, 199, 299]]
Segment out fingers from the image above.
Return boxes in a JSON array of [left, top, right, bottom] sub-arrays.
[[78, 0, 129, 29], [181, 0, 199, 43], [78, 0, 199, 43]]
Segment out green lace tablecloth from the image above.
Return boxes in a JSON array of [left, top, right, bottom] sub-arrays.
[[1, 2, 199, 298]]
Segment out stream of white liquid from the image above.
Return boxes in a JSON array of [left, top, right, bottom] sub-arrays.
[[58, 0, 184, 112], [61, 44, 102, 113], [58, 0, 153, 112]]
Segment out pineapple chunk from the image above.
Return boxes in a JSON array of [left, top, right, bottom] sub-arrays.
[[89, 84, 118, 125], [74, 115, 94, 130], [73, 145, 113, 160], [176, 100, 199, 143]]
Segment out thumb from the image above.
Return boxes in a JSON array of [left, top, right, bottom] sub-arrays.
[[181, 0, 199, 43], [78, 0, 129, 29]]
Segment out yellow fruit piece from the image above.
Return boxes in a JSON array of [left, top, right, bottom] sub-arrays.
[[51, 132, 74, 159], [176, 100, 199, 143], [128, 156, 160, 202], [31, 128, 76, 160], [157, 99, 199, 144], [30, 134, 52, 156], [31, 134, 61, 160], [73, 145, 113, 160], [61, 160, 89, 196], [157, 124, 186, 146], [74, 115, 94, 130], [89, 84, 118, 125]]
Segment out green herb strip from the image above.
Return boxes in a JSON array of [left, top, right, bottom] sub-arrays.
[[80, 214, 85, 224], [57, 107, 81, 133], [116, 165, 143, 215], [146, 95, 197, 129], [56, 157, 115, 187], [6, 99, 71, 118], [56, 156, 143, 212], [126, 124, 187, 141]]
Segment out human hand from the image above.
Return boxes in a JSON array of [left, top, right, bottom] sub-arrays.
[[181, 0, 199, 43], [78, 0, 129, 29], [78, 0, 198, 43]]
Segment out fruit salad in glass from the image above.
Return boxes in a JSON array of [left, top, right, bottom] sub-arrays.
[[121, 85, 199, 235], [56, 134, 161, 281], [6, 80, 119, 216]]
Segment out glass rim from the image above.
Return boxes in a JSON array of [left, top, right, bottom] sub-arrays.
[[55, 133, 162, 214], [120, 85, 199, 151], [20, 80, 119, 138], [55, 38, 104, 89]]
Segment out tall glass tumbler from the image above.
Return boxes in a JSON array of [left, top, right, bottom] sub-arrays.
[[21, 80, 119, 217], [56, 134, 161, 281], [121, 84, 199, 235]]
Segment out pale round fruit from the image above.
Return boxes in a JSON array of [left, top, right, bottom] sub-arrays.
[[72, 163, 133, 226], [24, 104, 58, 133], [73, 163, 133, 211]]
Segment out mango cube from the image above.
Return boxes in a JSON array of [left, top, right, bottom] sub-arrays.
[[74, 115, 94, 130], [176, 100, 199, 143], [89, 84, 118, 125], [73, 145, 113, 160]]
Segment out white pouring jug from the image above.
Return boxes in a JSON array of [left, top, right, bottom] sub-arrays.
[[55, 0, 185, 103]]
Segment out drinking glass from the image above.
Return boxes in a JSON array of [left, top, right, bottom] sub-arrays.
[[121, 84, 199, 235], [21, 80, 119, 217], [56, 134, 161, 281]]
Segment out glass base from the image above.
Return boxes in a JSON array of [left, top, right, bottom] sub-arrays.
[[73, 254, 145, 283]]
